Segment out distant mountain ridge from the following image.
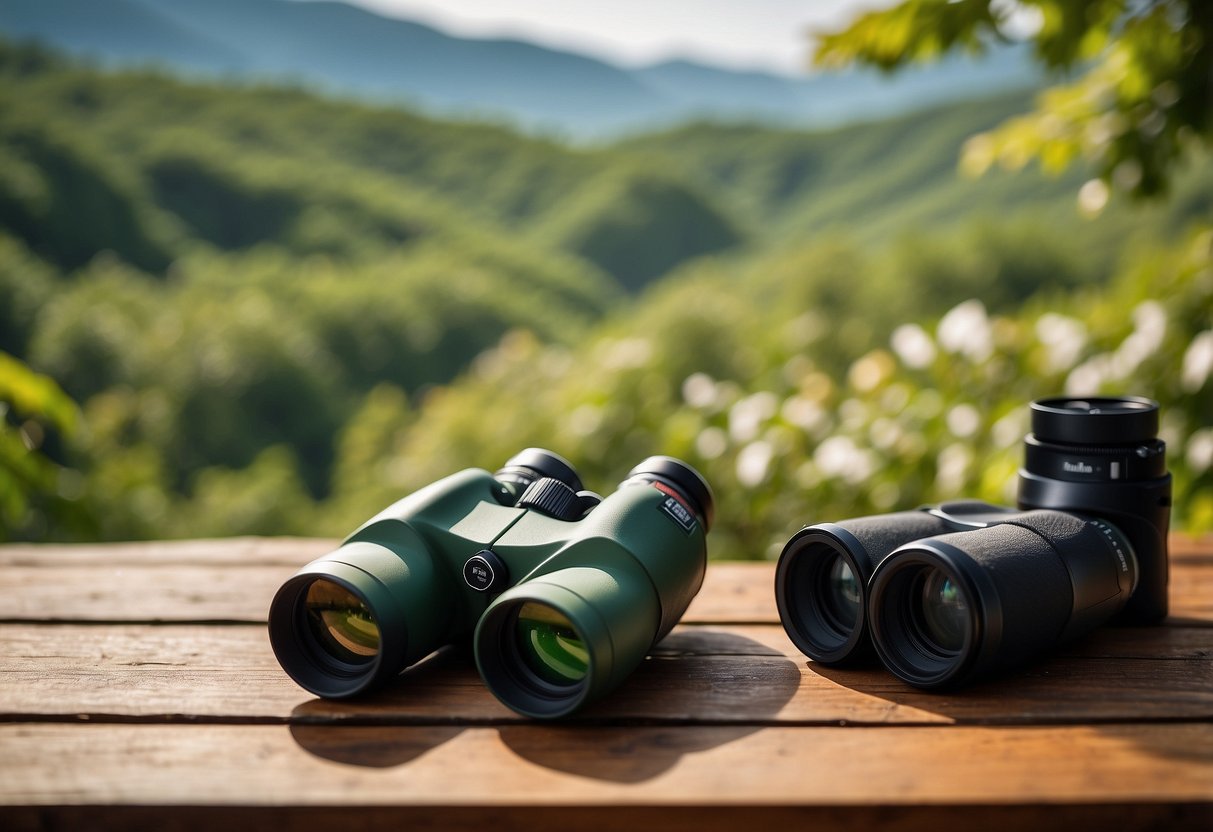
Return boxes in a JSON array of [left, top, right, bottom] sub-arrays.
[[0, 0, 1041, 136]]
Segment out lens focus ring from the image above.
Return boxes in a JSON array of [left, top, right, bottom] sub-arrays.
[[1030, 397, 1159, 445]]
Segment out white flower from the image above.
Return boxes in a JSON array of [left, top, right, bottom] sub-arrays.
[[1187, 429, 1213, 474], [891, 323, 937, 369], [1111, 300, 1167, 377], [695, 426, 728, 460], [814, 435, 875, 485], [1078, 178, 1109, 217], [992, 410, 1027, 448], [1035, 313, 1087, 373], [1066, 355, 1113, 395], [1182, 331, 1213, 393], [935, 444, 972, 494], [946, 404, 981, 439], [682, 372, 718, 409], [869, 418, 904, 451], [937, 300, 993, 362], [736, 440, 775, 487], [729, 391, 778, 443], [781, 395, 827, 435]]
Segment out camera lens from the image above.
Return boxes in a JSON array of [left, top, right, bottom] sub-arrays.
[[303, 579, 380, 666], [1030, 396, 1158, 446], [915, 568, 968, 654], [1022, 396, 1166, 485], [1019, 396, 1170, 625], [514, 601, 588, 686]]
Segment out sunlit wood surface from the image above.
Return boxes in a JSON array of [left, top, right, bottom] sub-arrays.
[[1, 536, 1210, 830]]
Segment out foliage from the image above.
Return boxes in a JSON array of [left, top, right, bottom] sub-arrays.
[[332, 227, 1212, 559], [533, 167, 744, 290], [0, 38, 1210, 546], [815, 0, 1213, 200], [0, 351, 90, 540]]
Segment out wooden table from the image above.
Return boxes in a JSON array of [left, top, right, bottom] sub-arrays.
[[1, 536, 1210, 830]]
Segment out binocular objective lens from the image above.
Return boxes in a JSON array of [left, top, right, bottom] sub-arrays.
[[304, 579, 380, 665], [823, 556, 861, 630], [914, 569, 968, 654], [515, 601, 588, 686]]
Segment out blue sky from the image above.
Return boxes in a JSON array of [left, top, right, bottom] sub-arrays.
[[321, 1, 893, 75]]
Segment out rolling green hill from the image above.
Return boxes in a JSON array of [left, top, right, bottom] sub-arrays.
[[2, 40, 1210, 542], [620, 96, 1213, 265]]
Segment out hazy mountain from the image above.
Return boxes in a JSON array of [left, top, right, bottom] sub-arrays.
[[634, 46, 1040, 127], [0, 0, 246, 71], [0, 0, 1040, 136]]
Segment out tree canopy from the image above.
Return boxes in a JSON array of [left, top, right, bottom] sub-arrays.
[[816, 0, 1213, 201]]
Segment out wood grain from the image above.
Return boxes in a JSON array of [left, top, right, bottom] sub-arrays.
[[0, 723, 1209, 805], [1, 537, 1209, 830], [1, 622, 1208, 725], [1, 539, 1209, 623]]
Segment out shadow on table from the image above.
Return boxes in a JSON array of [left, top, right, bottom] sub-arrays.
[[289, 724, 464, 767], [802, 623, 1213, 765], [289, 629, 802, 781], [289, 646, 473, 767], [498, 629, 802, 783]]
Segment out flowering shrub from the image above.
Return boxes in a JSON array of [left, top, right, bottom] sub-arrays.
[[329, 228, 1213, 558]]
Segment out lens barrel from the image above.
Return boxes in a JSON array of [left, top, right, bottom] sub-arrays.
[[868, 511, 1137, 688], [1018, 396, 1171, 624], [1030, 397, 1159, 445], [775, 510, 960, 664], [268, 531, 452, 699], [475, 565, 661, 718]]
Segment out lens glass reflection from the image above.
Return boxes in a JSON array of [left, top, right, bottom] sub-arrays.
[[515, 601, 588, 686], [917, 569, 968, 653], [304, 579, 380, 665], [822, 555, 861, 630]]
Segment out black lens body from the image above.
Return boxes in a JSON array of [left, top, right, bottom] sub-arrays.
[[775, 396, 1170, 689], [775, 510, 962, 664], [867, 504, 1138, 688], [1017, 396, 1170, 624]]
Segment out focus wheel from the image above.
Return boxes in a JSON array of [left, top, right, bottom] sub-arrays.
[[517, 477, 582, 521]]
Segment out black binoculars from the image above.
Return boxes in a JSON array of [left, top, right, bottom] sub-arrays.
[[775, 396, 1171, 688]]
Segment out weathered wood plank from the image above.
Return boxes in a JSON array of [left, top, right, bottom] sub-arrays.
[[2, 545, 1209, 623], [0, 537, 337, 567], [1, 623, 1209, 725], [0, 724, 1209, 810]]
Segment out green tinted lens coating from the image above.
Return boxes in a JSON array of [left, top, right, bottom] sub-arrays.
[[515, 601, 588, 686], [822, 555, 861, 630], [304, 579, 380, 665], [918, 569, 968, 653]]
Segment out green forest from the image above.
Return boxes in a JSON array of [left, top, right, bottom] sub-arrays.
[[2, 39, 1212, 556]]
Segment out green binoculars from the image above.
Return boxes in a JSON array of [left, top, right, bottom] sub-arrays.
[[268, 449, 714, 718]]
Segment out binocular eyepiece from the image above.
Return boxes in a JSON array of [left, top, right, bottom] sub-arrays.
[[775, 396, 1171, 689], [268, 449, 714, 718]]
